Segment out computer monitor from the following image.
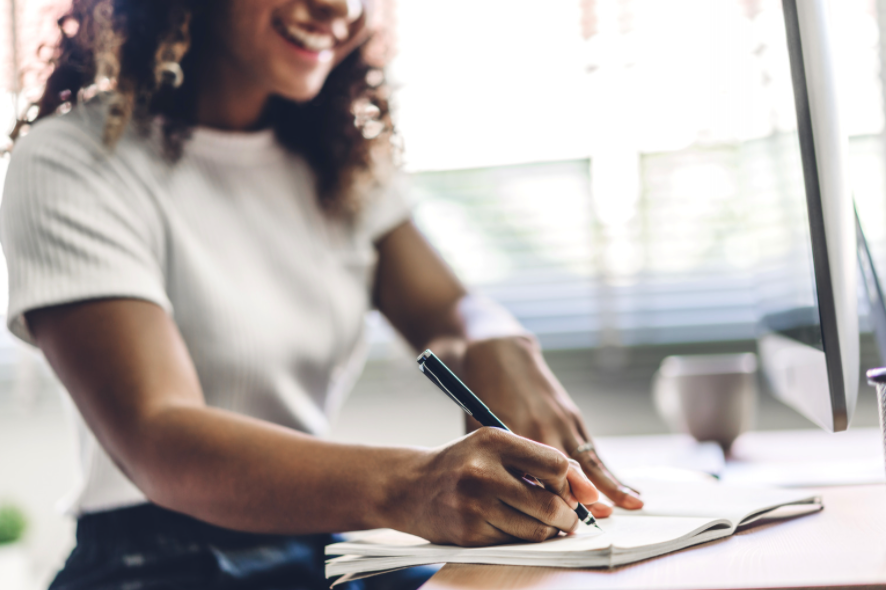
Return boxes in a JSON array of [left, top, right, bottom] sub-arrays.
[[757, 0, 859, 433]]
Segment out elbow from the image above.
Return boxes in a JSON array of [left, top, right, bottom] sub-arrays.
[[110, 436, 181, 509], [104, 410, 198, 512]]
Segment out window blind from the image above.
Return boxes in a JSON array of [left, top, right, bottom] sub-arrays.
[[365, 0, 886, 354], [0, 0, 884, 359]]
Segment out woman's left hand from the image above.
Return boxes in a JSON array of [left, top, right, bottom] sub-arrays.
[[371, 222, 643, 513], [459, 336, 644, 514]]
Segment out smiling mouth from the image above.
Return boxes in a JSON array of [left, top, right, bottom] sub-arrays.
[[273, 18, 337, 54]]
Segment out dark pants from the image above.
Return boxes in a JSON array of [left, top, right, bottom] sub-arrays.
[[49, 503, 435, 590]]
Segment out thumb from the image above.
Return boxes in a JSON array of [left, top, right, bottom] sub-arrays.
[[565, 459, 599, 506]]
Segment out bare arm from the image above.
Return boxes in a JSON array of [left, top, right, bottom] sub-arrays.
[[374, 221, 643, 512], [28, 299, 416, 533], [372, 221, 521, 367], [28, 298, 596, 543]]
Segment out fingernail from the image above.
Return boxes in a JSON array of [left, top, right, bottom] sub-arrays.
[[623, 491, 644, 509]]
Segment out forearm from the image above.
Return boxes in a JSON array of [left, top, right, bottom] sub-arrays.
[[374, 222, 530, 370], [423, 294, 531, 374], [121, 404, 423, 535]]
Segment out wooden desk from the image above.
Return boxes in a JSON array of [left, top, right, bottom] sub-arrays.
[[421, 485, 886, 590]]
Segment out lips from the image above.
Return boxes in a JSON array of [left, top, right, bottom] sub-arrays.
[[273, 18, 336, 54]]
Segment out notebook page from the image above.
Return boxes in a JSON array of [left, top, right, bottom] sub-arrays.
[[615, 479, 819, 524], [327, 514, 721, 559], [326, 515, 730, 577], [472, 514, 721, 554]]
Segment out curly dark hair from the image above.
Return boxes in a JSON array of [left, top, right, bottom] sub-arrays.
[[17, 0, 397, 215]]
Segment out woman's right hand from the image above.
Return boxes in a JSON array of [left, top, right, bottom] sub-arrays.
[[27, 299, 595, 539], [389, 427, 600, 546]]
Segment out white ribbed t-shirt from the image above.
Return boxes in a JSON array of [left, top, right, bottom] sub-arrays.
[[0, 100, 411, 515]]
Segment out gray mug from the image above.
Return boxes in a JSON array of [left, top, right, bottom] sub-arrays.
[[653, 353, 758, 452]]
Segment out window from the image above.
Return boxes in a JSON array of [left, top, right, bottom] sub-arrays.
[[374, 0, 886, 353], [0, 0, 884, 357]]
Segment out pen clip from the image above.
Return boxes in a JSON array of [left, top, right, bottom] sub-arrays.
[[419, 362, 474, 417]]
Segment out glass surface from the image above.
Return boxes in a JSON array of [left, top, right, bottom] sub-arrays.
[[749, 130, 824, 351]]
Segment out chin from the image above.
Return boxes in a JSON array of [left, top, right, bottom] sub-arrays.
[[282, 88, 323, 103], [275, 75, 330, 104]]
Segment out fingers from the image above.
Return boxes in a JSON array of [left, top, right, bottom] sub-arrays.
[[441, 428, 613, 547], [590, 502, 613, 518], [449, 521, 521, 547], [454, 522, 521, 547], [563, 414, 643, 510], [565, 460, 599, 506], [568, 414, 643, 510], [486, 429, 597, 510], [485, 416, 640, 512], [494, 429, 570, 484], [573, 445, 643, 510], [470, 429, 602, 531], [489, 500, 563, 543], [572, 413, 592, 446], [498, 475, 580, 534], [563, 413, 641, 509]]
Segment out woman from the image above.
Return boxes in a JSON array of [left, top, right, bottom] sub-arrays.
[[1, 1, 643, 588]]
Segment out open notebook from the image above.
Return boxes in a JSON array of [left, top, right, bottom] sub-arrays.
[[325, 480, 822, 579]]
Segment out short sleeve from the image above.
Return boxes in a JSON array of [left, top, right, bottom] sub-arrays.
[[358, 173, 414, 243], [0, 117, 171, 345]]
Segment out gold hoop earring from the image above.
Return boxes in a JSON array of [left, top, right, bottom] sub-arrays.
[[158, 61, 184, 88], [154, 11, 191, 90]]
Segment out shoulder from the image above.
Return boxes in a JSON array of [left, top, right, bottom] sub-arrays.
[[14, 99, 108, 162], [3, 105, 104, 222], [10, 98, 161, 176], [1, 102, 172, 343], [4, 108, 104, 227], [2, 100, 167, 251], [357, 173, 415, 243], [5, 99, 165, 208]]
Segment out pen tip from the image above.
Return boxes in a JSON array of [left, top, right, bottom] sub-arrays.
[[593, 523, 603, 532]]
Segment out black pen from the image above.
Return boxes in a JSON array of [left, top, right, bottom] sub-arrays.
[[416, 349, 601, 531]]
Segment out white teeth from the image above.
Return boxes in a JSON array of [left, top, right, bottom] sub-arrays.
[[283, 24, 335, 52]]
